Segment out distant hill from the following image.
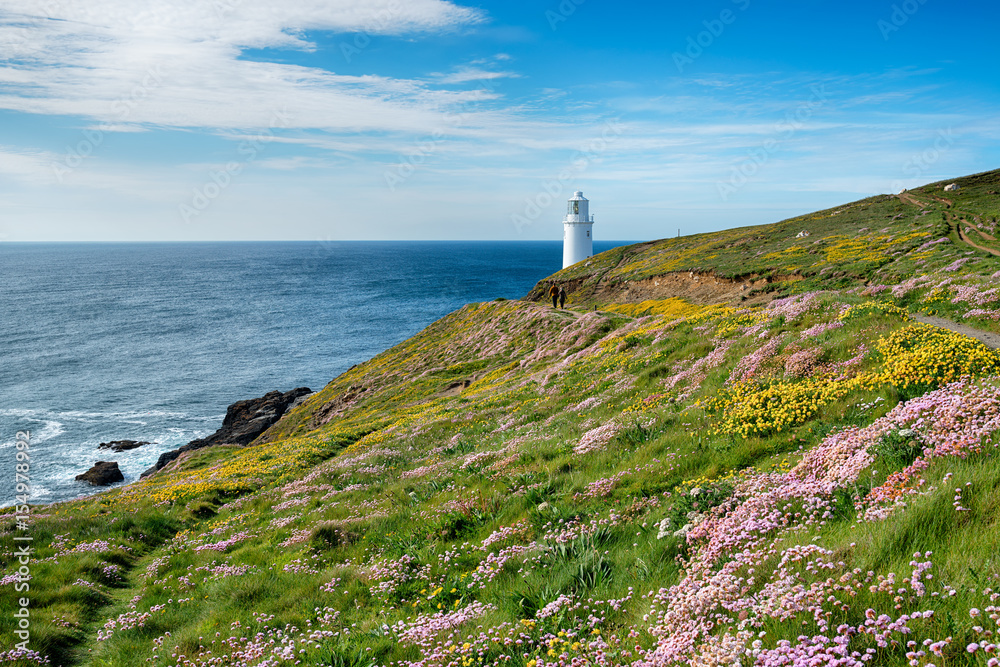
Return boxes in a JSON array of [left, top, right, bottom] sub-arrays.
[[527, 167, 1000, 307]]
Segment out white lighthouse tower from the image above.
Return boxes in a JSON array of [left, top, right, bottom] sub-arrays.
[[562, 191, 594, 268]]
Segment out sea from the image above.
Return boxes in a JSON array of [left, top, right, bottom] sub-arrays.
[[0, 240, 628, 506]]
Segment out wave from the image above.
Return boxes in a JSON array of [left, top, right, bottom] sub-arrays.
[[3, 418, 68, 444], [0, 408, 223, 422], [55, 409, 193, 420]]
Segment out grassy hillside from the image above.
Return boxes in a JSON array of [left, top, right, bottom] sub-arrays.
[[526, 169, 1000, 308], [4, 170, 1000, 667]]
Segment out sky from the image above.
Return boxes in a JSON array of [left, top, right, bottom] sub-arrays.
[[0, 0, 998, 242]]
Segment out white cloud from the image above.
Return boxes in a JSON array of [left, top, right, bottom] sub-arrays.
[[0, 145, 56, 183], [0, 0, 490, 134], [248, 156, 334, 170], [0, 144, 192, 198], [434, 67, 520, 85], [1, 7, 997, 244]]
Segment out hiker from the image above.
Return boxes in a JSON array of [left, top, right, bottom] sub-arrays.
[[549, 283, 559, 308], [559, 287, 567, 309]]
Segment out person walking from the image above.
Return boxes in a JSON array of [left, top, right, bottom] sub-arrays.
[[558, 287, 567, 309], [549, 283, 559, 308]]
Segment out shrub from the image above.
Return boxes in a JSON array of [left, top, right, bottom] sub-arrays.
[[871, 429, 923, 471], [310, 522, 355, 550], [187, 500, 217, 518], [876, 324, 1000, 391]]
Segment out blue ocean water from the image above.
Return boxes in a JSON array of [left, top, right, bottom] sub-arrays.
[[0, 241, 627, 505]]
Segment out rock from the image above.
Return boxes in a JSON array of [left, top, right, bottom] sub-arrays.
[[76, 461, 124, 486], [141, 387, 312, 477], [944, 183, 961, 192], [686, 511, 707, 526], [98, 440, 151, 452]]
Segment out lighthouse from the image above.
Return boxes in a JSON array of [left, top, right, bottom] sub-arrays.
[[562, 191, 594, 268]]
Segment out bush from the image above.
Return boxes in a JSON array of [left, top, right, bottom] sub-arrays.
[[310, 522, 355, 550], [187, 500, 217, 518], [437, 510, 484, 540], [871, 429, 923, 471]]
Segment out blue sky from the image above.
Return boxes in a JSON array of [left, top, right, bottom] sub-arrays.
[[0, 0, 998, 241]]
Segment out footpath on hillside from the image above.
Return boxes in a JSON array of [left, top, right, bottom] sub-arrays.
[[957, 223, 1000, 257], [898, 191, 1000, 257], [912, 314, 1000, 349]]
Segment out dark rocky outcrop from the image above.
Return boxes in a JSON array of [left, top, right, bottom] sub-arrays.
[[98, 439, 151, 452], [76, 461, 125, 486], [140, 387, 311, 478]]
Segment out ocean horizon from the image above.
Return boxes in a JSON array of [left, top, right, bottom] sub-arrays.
[[0, 240, 631, 506]]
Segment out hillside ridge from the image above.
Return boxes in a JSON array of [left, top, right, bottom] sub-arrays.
[[527, 169, 1000, 310]]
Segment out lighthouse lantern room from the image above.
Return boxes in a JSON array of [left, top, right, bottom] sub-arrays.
[[562, 191, 594, 269]]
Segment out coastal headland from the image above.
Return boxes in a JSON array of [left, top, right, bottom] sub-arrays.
[[4, 169, 1000, 667]]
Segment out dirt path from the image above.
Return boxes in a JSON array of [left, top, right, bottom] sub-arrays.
[[912, 314, 1000, 349], [957, 225, 1000, 257], [897, 192, 929, 208], [551, 307, 583, 319], [947, 211, 1000, 257], [968, 222, 997, 242]]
